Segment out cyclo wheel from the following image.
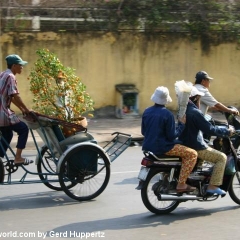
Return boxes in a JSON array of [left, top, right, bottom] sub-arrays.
[[0, 158, 4, 183], [141, 168, 180, 214], [228, 171, 240, 204], [37, 146, 76, 191], [59, 144, 110, 201]]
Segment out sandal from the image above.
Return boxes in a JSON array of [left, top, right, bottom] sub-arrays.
[[176, 185, 196, 193], [14, 158, 33, 166]]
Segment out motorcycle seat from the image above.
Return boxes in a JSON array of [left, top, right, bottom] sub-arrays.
[[144, 151, 181, 161]]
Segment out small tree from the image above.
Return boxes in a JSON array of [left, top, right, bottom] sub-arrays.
[[28, 48, 94, 124]]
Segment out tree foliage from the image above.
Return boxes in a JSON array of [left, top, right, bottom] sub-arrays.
[[29, 49, 94, 123], [2, 0, 240, 49]]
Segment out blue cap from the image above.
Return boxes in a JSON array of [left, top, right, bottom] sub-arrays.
[[195, 71, 213, 84], [5, 54, 28, 66]]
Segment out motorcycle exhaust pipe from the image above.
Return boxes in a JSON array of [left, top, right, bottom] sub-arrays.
[[159, 194, 202, 201]]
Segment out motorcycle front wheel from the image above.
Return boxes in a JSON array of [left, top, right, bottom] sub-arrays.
[[141, 169, 180, 214], [228, 171, 240, 204]]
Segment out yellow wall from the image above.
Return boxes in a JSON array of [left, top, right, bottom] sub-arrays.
[[1, 32, 240, 114]]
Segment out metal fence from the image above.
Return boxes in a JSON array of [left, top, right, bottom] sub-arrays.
[[1, 0, 240, 33], [0, 0, 122, 31]]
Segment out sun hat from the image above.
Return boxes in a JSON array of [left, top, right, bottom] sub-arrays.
[[5, 54, 28, 66], [195, 71, 213, 84], [151, 86, 172, 105], [190, 86, 205, 97]]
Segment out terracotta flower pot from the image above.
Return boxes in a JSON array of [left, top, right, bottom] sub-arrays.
[[77, 116, 88, 128], [62, 117, 88, 138]]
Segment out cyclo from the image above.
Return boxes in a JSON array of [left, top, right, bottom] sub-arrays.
[[0, 112, 131, 201]]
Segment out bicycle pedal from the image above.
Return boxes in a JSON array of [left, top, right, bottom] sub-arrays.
[[4, 160, 18, 173]]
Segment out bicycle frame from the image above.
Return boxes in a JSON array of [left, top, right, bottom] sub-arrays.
[[0, 127, 61, 185], [0, 113, 132, 186], [0, 111, 92, 185], [0, 112, 133, 202]]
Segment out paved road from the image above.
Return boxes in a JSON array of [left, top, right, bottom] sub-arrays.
[[1, 146, 240, 240]]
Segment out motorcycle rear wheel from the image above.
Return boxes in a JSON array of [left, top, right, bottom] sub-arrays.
[[141, 169, 180, 214], [228, 171, 240, 205]]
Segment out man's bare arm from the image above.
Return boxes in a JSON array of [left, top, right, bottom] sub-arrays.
[[214, 102, 239, 115], [11, 94, 30, 114]]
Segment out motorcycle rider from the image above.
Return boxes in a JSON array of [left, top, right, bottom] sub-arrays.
[[178, 86, 234, 195], [141, 86, 198, 192], [194, 71, 239, 115]]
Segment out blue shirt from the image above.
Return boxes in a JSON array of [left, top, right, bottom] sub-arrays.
[[141, 104, 185, 155], [179, 101, 230, 150]]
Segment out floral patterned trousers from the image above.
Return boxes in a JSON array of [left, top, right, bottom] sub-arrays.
[[197, 147, 227, 186], [165, 144, 198, 184]]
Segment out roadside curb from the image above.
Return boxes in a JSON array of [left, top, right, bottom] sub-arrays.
[[10, 111, 226, 151]]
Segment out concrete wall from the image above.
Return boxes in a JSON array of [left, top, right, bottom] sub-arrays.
[[1, 31, 240, 115]]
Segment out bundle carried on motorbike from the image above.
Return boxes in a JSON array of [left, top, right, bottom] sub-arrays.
[[174, 80, 192, 118]]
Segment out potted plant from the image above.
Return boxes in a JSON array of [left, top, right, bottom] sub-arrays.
[[28, 48, 94, 137]]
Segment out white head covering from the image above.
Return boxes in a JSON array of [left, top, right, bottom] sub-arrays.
[[190, 86, 205, 97], [151, 86, 172, 105]]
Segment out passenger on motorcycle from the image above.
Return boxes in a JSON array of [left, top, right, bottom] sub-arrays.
[[141, 86, 197, 192], [178, 86, 234, 195]]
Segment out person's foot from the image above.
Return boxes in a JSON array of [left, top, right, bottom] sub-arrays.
[[14, 158, 33, 166], [206, 186, 226, 195]]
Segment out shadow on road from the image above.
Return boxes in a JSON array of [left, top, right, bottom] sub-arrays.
[[115, 177, 139, 185], [48, 205, 239, 237], [0, 191, 89, 211]]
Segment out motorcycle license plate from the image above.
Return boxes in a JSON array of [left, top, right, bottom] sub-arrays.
[[138, 166, 150, 181]]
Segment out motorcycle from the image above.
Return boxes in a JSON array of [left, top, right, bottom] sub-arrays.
[[136, 129, 240, 214]]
